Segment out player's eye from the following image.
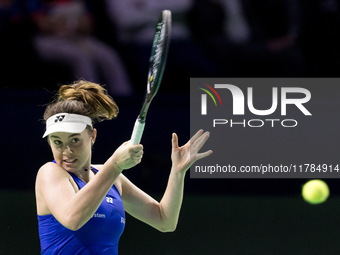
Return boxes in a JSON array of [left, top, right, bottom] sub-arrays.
[[53, 140, 62, 146], [71, 138, 80, 144]]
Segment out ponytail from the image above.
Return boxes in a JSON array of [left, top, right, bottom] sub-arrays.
[[44, 80, 119, 123]]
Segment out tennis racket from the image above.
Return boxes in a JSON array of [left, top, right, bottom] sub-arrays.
[[130, 10, 172, 144]]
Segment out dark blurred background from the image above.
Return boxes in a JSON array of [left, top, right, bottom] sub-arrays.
[[1, 0, 340, 254]]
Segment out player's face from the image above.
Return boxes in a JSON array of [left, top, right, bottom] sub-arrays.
[[48, 128, 96, 172]]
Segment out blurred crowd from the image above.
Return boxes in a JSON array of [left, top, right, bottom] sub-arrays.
[[0, 0, 339, 95]]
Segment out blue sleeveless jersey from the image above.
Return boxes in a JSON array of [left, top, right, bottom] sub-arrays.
[[37, 166, 125, 254]]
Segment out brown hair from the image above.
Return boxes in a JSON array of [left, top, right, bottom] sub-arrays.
[[44, 80, 119, 123]]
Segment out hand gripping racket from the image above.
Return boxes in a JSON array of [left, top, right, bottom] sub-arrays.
[[130, 10, 172, 144]]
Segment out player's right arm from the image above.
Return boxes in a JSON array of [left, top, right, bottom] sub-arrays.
[[35, 142, 143, 230], [35, 162, 120, 230]]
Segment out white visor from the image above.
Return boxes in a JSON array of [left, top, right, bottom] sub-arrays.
[[43, 113, 92, 138]]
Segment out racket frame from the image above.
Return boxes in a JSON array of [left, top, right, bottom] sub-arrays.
[[131, 10, 171, 144]]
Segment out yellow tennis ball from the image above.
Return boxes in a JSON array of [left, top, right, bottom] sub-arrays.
[[302, 179, 329, 204]]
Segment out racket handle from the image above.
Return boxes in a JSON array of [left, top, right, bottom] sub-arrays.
[[130, 119, 145, 144]]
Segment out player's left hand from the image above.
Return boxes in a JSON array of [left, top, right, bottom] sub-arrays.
[[171, 130, 212, 174]]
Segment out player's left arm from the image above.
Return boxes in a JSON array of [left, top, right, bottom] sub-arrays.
[[120, 130, 212, 232]]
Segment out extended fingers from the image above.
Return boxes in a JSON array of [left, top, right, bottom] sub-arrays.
[[196, 149, 213, 161], [172, 133, 179, 149], [191, 131, 210, 152], [189, 129, 204, 144]]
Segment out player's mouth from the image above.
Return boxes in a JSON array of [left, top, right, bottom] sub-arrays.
[[63, 159, 77, 165]]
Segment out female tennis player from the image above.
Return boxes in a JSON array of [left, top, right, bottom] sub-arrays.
[[35, 80, 212, 254]]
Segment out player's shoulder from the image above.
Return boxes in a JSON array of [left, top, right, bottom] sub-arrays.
[[38, 162, 60, 172], [36, 162, 69, 181]]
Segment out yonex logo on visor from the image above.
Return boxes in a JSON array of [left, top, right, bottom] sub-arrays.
[[43, 113, 92, 138], [55, 115, 65, 122]]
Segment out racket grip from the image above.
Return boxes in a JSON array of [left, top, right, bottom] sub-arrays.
[[130, 119, 145, 144]]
